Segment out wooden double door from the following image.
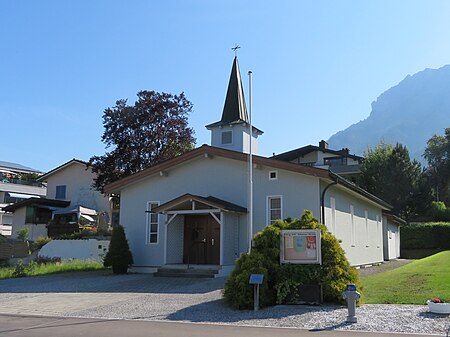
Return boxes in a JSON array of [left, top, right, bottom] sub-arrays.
[[183, 215, 220, 265]]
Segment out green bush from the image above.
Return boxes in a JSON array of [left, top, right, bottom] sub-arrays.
[[32, 237, 52, 251], [12, 260, 36, 278], [17, 227, 30, 241], [430, 201, 450, 221], [223, 210, 360, 309], [103, 225, 133, 274], [223, 251, 273, 309], [401, 222, 450, 250]]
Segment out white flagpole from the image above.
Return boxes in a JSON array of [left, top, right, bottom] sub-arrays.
[[248, 70, 253, 253]]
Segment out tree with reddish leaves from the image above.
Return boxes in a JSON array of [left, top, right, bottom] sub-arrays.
[[89, 90, 196, 192]]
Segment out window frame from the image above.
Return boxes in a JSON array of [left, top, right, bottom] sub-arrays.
[[269, 171, 278, 180], [146, 201, 160, 244], [267, 195, 283, 225], [55, 185, 67, 200]]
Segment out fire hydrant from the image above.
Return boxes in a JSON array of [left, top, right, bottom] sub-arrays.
[[342, 284, 360, 323]]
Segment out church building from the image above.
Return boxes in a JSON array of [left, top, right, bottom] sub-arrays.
[[104, 57, 399, 276]]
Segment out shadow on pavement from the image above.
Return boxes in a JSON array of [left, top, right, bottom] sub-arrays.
[[0, 271, 226, 294]]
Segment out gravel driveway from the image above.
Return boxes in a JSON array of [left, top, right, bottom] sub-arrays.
[[0, 270, 448, 336]]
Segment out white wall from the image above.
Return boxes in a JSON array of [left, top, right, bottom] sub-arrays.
[[210, 124, 259, 154], [382, 215, 401, 260], [119, 155, 321, 267], [45, 162, 110, 217], [323, 182, 384, 266], [38, 239, 110, 261]]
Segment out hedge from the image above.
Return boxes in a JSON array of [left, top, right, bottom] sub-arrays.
[[401, 223, 450, 250]]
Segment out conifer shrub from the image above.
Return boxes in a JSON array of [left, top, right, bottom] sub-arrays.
[[223, 210, 361, 309], [103, 225, 134, 274]]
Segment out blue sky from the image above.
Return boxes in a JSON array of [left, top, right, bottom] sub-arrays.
[[2, 1, 450, 172]]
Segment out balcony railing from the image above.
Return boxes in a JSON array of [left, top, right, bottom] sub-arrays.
[[0, 177, 44, 187]]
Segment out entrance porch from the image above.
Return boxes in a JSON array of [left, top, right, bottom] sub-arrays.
[[152, 193, 247, 273]]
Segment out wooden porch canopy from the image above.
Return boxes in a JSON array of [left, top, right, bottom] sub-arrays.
[[151, 193, 247, 225]]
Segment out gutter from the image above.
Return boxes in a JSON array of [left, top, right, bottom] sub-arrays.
[[320, 181, 337, 225]]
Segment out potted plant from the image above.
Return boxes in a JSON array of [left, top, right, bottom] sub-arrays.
[[427, 298, 450, 314]]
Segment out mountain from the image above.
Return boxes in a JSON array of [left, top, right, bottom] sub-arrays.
[[327, 65, 450, 164]]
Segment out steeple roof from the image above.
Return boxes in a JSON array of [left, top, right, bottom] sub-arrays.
[[206, 57, 250, 129]]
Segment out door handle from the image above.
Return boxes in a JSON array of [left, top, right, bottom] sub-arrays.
[[211, 239, 214, 246]]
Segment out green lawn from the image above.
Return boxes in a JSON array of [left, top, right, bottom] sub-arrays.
[[0, 260, 106, 279], [361, 251, 450, 304]]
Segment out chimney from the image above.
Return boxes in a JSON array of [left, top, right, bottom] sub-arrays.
[[319, 140, 328, 149], [340, 148, 350, 155]]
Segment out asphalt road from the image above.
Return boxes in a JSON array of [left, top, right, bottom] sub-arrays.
[[0, 314, 441, 337]]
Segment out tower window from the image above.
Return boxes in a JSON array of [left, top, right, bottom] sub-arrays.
[[221, 131, 232, 144]]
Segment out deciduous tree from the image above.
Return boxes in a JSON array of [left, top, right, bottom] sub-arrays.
[[89, 90, 196, 192], [424, 127, 450, 203], [357, 143, 432, 221]]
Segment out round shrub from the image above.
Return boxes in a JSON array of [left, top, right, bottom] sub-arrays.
[[223, 251, 273, 309], [224, 210, 361, 308]]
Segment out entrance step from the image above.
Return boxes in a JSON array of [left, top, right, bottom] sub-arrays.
[[154, 266, 220, 278]]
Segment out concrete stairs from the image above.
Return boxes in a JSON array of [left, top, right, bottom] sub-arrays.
[[154, 265, 220, 278]]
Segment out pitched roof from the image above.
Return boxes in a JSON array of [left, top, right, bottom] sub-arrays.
[[103, 145, 390, 210], [37, 159, 88, 182], [152, 193, 247, 214], [272, 145, 363, 162], [104, 145, 330, 194], [0, 160, 42, 174], [2, 198, 70, 213], [205, 57, 263, 135]]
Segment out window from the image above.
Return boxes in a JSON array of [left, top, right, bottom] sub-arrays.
[[350, 205, 355, 246], [221, 131, 232, 144], [267, 196, 282, 224], [146, 201, 159, 244], [55, 185, 66, 200], [324, 157, 347, 166], [269, 171, 278, 180]]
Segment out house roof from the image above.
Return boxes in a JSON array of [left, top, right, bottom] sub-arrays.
[[383, 211, 407, 225], [2, 198, 70, 213], [104, 144, 391, 210], [0, 160, 43, 174], [37, 159, 88, 182], [272, 145, 363, 162], [152, 193, 247, 214]]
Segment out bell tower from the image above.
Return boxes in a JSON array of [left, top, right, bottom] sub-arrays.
[[206, 57, 263, 154]]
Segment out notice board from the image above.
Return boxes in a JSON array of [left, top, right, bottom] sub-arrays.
[[280, 229, 322, 264]]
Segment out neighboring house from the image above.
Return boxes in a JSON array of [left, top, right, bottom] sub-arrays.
[[272, 141, 363, 182], [0, 161, 46, 236], [37, 159, 111, 228], [3, 159, 111, 240], [104, 56, 397, 275]]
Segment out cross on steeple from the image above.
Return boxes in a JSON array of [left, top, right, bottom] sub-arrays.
[[231, 44, 240, 57]]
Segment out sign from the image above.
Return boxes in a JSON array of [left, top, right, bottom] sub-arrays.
[[280, 229, 322, 264], [249, 274, 264, 285]]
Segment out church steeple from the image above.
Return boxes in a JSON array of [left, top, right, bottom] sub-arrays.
[[220, 56, 248, 124], [206, 56, 263, 154]]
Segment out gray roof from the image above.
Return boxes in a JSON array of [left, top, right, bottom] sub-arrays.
[[206, 57, 253, 129], [0, 160, 42, 174]]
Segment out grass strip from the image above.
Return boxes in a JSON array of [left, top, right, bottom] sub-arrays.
[[361, 251, 450, 304], [0, 260, 106, 279]]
